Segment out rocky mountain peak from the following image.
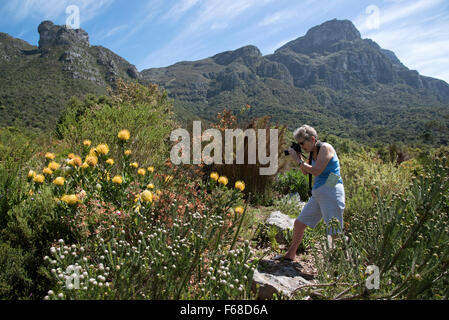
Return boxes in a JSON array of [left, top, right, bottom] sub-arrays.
[[212, 45, 261, 65], [305, 19, 361, 45], [276, 19, 361, 54], [38, 20, 89, 49]]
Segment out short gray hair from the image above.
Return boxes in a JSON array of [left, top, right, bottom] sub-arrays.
[[293, 125, 318, 141]]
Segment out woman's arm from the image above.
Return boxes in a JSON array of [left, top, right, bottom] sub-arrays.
[[297, 144, 334, 176]]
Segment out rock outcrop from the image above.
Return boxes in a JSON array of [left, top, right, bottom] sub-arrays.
[[252, 258, 315, 299], [38, 21, 89, 49]]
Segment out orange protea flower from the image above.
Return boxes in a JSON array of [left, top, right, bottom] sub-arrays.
[[53, 177, 65, 186], [124, 150, 132, 156], [118, 129, 131, 141], [45, 152, 55, 160], [147, 166, 154, 173], [43, 167, 53, 175], [140, 190, 153, 203], [210, 172, 219, 181], [61, 194, 80, 205], [33, 174, 45, 184], [218, 176, 228, 185], [137, 168, 146, 176], [68, 153, 76, 159], [83, 140, 91, 147], [96, 144, 109, 155], [27, 170, 36, 179], [73, 156, 82, 167], [235, 206, 244, 215], [130, 162, 138, 168], [86, 156, 98, 167], [106, 158, 114, 166], [147, 183, 155, 189], [48, 161, 60, 171], [112, 175, 123, 184], [235, 180, 245, 192]]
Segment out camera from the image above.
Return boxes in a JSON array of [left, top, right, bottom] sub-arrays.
[[284, 142, 302, 156]]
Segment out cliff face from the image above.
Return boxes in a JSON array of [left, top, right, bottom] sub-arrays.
[[140, 19, 449, 145], [0, 21, 140, 129]]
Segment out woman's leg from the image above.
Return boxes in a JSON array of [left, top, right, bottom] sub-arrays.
[[284, 219, 307, 259]]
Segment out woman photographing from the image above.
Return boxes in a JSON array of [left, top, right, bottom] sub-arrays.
[[279, 125, 345, 261]]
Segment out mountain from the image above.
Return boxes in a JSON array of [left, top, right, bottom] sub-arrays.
[[1, 19, 448, 146], [140, 19, 449, 145], [0, 21, 139, 129]]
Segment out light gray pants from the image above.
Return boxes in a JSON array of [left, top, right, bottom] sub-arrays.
[[297, 183, 345, 235]]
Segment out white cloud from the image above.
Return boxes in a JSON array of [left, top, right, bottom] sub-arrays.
[[258, 10, 297, 27], [139, 0, 276, 69], [161, 0, 200, 21]]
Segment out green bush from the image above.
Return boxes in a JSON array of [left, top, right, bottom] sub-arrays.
[[56, 80, 176, 169], [274, 169, 309, 202], [294, 155, 449, 300]]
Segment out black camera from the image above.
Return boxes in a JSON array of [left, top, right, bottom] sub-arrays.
[[284, 142, 302, 156]]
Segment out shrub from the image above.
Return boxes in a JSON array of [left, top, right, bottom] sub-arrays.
[[56, 80, 176, 170]]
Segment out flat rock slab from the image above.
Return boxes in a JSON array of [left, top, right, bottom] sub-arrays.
[[252, 258, 316, 299], [265, 211, 295, 244]]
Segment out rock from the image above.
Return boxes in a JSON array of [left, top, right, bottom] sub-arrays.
[[265, 211, 295, 245], [38, 21, 89, 49], [252, 259, 315, 299]]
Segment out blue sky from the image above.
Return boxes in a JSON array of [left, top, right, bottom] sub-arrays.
[[1, 0, 448, 82]]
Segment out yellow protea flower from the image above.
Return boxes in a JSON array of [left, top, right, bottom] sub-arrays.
[[112, 175, 123, 184], [48, 161, 60, 171], [130, 162, 138, 168], [86, 156, 98, 167], [235, 206, 244, 215], [88, 148, 97, 157], [140, 190, 153, 203], [28, 170, 36, 179], [53, 177, 65, 186], [68, 153, 75, 159], [210, 172, 219, 181], [106, 158, 114, 166], [61, 194, 80, 205], [147, 166, 154, 173], [218, 176, 228, 185], [137, 168, 146, 176], [43, 167, 53, 175], [83, 140, 91, 147], [118, 129, 131, 141], [124, 150, 132, 156], [235, 180, 245, 192], [165, 175, 173, 183], [45, 152, 55, 160], [96, 144, 109, 155], [33, 174, 45, 184], [156, 190, 162, 196], [147, 183, 155, 189], [81, 162, 89, 169]]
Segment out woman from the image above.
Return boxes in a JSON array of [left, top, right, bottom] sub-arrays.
[[279, 125, 345, 261]]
